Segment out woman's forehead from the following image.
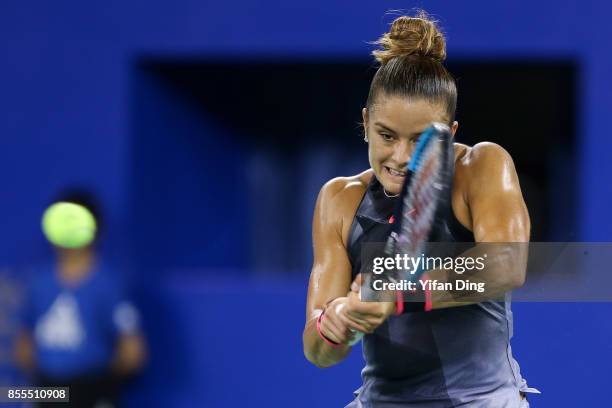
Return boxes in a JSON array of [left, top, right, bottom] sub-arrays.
[[369, 96, 447, 126]]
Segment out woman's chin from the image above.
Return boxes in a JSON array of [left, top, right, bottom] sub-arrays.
[[377, 166, 407, 193], [380, 178, 402, 195]]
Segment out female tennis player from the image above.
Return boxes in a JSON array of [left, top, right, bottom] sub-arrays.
[[303, 12, 538, 407]]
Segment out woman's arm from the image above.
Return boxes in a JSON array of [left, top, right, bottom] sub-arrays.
[[303, 178, 361, 368], [465, 142, 530, 243], [428, 142, 531, 307]]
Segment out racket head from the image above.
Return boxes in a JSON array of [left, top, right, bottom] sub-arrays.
[[384, 122, 454, 283]]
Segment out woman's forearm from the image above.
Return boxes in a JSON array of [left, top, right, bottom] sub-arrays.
[[303, 313, 351, 368]]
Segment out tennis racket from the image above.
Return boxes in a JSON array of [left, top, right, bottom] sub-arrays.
[[384, 121, 454, 275], [349, 122, 453, 345]]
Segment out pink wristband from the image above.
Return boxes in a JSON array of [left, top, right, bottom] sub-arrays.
[[316, 309, 342, 349], [395, 291, 404, 315], [421, 273, 433, 312], [394, 273, 433, 314]]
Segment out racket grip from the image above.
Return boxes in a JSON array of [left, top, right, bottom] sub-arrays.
[[348, 329, 364, 346]]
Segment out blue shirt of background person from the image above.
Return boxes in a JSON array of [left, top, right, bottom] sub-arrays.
[[21, 263, 141, 379]]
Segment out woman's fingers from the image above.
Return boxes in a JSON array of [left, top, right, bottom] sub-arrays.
[[337, 309, 373, 334], [337, 297, 376, 331], [336, 303, 373, 333], [321, 294, 395, 343], [344, 291, 396, 334], [320, 299, 358, 344], [347, 291, 385, 318], [320, 312, 348, 343]]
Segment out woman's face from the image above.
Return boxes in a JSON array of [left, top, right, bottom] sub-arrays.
[[363, 96, 457, 195]]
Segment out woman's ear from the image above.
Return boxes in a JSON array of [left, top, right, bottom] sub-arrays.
[[362, 108, 369, 142], [450, 121, 459, 138]]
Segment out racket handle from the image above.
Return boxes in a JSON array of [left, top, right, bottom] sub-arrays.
[[348, 282, 366, 345], [348, 329, 364, 346]]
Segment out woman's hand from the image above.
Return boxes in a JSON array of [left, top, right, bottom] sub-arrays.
[[319, 297, 361, 345], [320, 291, 390, 344], [343, 274, 397, 334]]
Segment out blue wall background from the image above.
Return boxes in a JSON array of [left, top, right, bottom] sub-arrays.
[[1, 1, 612, 406]]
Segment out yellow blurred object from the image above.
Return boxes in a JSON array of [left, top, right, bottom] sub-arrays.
[[41, 202, 97, 248]]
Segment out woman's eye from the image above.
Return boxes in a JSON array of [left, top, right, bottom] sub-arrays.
[[381, 133, 394, 142]]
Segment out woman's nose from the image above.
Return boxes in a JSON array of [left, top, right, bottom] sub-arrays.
[[391, 141, 412, 166]]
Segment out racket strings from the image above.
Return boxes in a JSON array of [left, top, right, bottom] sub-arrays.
[[400, 143, 442, 255], [385, 126, 452, 284]]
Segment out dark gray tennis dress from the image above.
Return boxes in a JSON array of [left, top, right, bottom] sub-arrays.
[[345, 176, 538, 408]]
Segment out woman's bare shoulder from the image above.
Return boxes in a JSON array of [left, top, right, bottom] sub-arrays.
[[316, 169, 373, 242], [452, 141, 517, 209], [455, 142, 512, 168], [318, 169, 373, 205]]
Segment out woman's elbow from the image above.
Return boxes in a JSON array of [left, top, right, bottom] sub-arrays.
[[303, 335, 338, 369], [304, 348, 335, 369]]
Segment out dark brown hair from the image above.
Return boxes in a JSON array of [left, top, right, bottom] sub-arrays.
[[367, 11, 457, 122]]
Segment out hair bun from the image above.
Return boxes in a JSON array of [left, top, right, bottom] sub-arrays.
[[373, 12, 447, 65]]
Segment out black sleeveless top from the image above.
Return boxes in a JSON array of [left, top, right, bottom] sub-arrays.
[[345, 176, 535, 408], [347, 175, 474, 272]]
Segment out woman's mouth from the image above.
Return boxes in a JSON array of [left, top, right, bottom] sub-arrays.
[[384, 166, 407, 179]]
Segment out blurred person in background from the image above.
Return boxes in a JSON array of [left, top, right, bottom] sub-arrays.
[[0, 269, 22, 389], [14, 189, 146, 408]]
